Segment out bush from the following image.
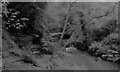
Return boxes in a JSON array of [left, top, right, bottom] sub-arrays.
[[72, 40, 89, 52]]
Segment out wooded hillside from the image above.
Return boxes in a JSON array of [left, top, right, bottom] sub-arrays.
[[1, 2, 119, 70]]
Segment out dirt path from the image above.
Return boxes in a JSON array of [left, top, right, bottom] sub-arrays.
[[50, 49, 120, 70], [2, 48, 120, 70]]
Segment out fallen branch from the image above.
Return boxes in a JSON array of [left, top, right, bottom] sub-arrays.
[[50, 33, 62, 36]]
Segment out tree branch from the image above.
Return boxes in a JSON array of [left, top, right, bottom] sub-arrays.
[[59, 2, 74, 44], [65, 2, 117, 46]]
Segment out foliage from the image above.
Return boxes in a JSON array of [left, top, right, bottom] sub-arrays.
[[88, 32, 119, 63], [2, 2, 49, 57], [2, 2, 119, 65]]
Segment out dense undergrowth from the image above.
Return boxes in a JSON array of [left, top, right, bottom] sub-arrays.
[[2, 2, 119, 66], [2, 2, 52, 57]]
